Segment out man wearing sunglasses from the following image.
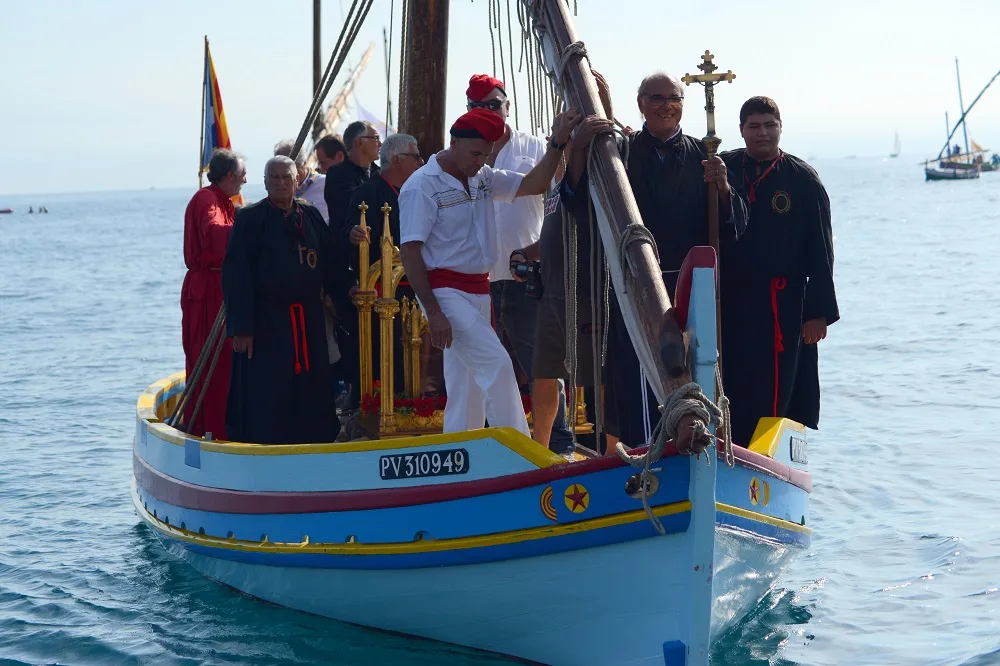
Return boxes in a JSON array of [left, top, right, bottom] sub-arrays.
[[322, 120, 382, 409], [464, 73, 576, 455], [563, 71, 748, 453]]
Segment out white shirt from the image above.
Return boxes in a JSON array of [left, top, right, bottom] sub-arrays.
[[490, 129, 547, 280], [296, 171, 328, 222], [399, 153, 523, 274]]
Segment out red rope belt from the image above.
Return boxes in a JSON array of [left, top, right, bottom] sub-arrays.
[[289, 303, 310, 375], [770, 277, 787, 416]]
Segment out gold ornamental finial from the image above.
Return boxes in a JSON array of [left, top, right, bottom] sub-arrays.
[[381, 202, 393, 244], [357, 201, 370, 292]]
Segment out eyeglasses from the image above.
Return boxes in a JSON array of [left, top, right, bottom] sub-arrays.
[[646, 94, 684, 107], [358, 135, 382, 143], [400, 152, 424, 161], [468, 99, 505, 111]]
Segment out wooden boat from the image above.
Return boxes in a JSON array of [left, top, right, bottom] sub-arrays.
[[925, 161, 981, 180], [133, 249, 812, 666], [924, 60, 1000, 179], [132, 3, 814, 664]]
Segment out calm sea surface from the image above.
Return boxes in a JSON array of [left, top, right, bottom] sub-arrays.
[[1, 159, 998, 665]]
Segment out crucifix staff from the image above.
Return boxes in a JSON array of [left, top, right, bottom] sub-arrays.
[[683, 50, 735, 353], [682, 50, 735, 257]]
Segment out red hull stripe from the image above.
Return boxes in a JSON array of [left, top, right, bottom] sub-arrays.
[[134, 439, 809, 516]]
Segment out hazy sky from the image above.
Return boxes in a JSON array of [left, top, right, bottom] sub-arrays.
[[2, 0, 999, 195]]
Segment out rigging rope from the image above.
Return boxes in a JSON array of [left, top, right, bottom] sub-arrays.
[[617, 224, 657, 295], [385, 0, 394, 133], [615, 371, 732, 534], [562, 203, 579, 448], [504, 0, 519, 131], [397, 0, 408, 119], [292, 0, 375, 159], [488, 0, 497, 76], [167, 306, 226, 428], [495, 0, 508, 95], [293, 0, 363, 155]]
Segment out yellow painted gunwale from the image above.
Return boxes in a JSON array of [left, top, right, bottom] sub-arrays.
[[746, 417, 806, 459], [133, 481, 693, 555], [136, 374, 565, 468], [716, 502, 811, 534]]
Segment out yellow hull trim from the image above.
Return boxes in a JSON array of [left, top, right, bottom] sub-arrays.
[[134, 482, 693, 556], [716, 502, 811, 534], [137, 373, 565, 469]]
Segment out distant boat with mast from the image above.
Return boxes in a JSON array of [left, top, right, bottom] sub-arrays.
[[924, 58, 1000, 181], [890, 131, 900, 158]]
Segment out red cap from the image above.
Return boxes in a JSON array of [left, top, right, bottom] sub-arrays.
[[450, 108, 505, 142], [466, 73, 506, 101]]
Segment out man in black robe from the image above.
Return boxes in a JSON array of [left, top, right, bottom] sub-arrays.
[[564, 71, 748, 450], [223, 156, 354, 444], [721, 96, 839, 446], [344, 133, 424, 394]]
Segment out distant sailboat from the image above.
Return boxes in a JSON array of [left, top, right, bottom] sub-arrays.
[[923, 59, 1000, 181], [890, 131, 900, 158]]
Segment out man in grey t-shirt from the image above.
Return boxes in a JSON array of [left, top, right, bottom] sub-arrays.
[[508, 114, 613, 454]]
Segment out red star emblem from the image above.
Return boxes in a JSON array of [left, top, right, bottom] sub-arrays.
[[564, 484, 590, 513], [749, 478, 760, 505]]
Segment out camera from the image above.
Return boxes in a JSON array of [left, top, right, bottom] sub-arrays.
[[512, 260, 543, 300]]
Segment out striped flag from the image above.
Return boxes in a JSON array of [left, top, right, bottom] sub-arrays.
[[200, 38, 232, 172]]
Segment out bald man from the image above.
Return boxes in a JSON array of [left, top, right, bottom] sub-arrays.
[[563, 71, 748, 451]]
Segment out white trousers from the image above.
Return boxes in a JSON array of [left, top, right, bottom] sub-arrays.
[[425, 288, 530, 436]]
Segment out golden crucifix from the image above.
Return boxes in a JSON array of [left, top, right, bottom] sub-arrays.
[[682, 50, 735, 252], [683, 50, 734, 356]]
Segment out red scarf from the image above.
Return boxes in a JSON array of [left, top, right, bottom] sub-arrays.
[[745, 152, 783, 204]]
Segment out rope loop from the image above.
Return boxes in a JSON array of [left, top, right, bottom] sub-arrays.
[[617, 224, 658, 295], [556, 41, 588, 84], [614, 376, 732, 534]]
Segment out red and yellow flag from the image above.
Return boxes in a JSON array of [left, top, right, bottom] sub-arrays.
[[200, 38, 232, 172]]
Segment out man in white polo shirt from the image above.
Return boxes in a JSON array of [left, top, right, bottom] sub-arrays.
[[465, 74, 576, 454], [399, 107, 580, 435]]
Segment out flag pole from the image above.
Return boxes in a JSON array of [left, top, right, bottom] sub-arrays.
[[198, 36, 208, 188]]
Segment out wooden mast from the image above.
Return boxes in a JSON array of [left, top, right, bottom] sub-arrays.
[[527, 0, 690, 403], [398, 0, 449, 157], [312, 0, 324, 139], [955, 57, 970, 159]]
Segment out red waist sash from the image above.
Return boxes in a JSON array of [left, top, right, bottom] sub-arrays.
[[374, 279, 410, 297], [427, 269, 490, 295]]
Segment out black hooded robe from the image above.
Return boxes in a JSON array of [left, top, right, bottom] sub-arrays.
[[719, 149, 839, 446], [565, 129, 747, 446], [222, 198, 354, 444]]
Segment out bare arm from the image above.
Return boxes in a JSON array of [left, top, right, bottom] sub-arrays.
[[516, 144, 567, 197], [400, 241, 453, 349], [515, 109, 582, 198], [515, 240, 541, 262]]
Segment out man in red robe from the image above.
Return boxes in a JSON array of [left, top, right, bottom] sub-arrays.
[[181, 149, 246, 437]]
